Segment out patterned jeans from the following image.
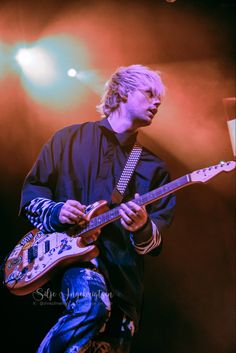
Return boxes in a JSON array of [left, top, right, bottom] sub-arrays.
[[36, 267, 134, 353]]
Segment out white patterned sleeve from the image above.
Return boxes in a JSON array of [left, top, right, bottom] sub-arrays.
[[130, 221, 162, 255], [24, 197, 65, 233]]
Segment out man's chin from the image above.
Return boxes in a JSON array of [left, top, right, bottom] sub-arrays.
[[143, 117, 153, 125], [135, 116, 153, 128]]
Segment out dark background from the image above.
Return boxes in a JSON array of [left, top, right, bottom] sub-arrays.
[[0, 0, 235, 352]]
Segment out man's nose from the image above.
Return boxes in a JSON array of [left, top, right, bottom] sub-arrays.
[[153, 99, 161, 108]]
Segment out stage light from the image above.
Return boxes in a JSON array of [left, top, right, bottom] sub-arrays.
[[10, 35, 93, 109], [14, 46, 56, 85], [9, 35, 104, 110], [67, 68, 77, 77], [15, 48, 33, 67], [66, 68, 104, 95]]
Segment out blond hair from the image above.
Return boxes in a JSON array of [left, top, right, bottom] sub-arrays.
[[97, 64, 165, 117]]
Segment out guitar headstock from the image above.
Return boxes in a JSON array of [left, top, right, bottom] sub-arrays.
[[190, 160, 236, 183]]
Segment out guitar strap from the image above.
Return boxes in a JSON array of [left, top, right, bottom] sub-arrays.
[[111, 142, 143, 204]]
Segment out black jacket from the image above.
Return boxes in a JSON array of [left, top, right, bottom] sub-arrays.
[[20, 118, 176, 327]]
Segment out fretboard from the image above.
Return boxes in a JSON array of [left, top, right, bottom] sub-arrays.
[[78, 174, 191, 237]]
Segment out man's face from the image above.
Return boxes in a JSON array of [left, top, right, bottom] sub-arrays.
[[124, 85, 161, 127]]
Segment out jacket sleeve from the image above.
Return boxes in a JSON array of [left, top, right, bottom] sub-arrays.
[[131, 163, 176, 256], [130, 218, 162, 255], [19, 130, 64, 217], [23, 197, 66, 233]]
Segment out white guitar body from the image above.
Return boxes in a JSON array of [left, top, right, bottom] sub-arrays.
[[5, 200, 108, 295]]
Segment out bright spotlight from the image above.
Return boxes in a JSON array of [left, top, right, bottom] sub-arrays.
[[66, 68, 104, 95], [15, 46, 56, 85], [15, 48, 33, 67], [67, 68, 77, 77]]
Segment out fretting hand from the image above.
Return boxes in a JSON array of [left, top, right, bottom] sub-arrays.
[[119, 193, 148, 232]]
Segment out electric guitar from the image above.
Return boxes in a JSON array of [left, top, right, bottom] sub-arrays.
[[4, 160, 235, 296]]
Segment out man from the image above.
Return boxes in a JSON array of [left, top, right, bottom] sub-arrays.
[[20, 64, 176, 352]]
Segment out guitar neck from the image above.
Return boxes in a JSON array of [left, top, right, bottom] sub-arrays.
[[133, 174, 191, 207], [79, 174, 191, 236], [78, 159, 236, 237]]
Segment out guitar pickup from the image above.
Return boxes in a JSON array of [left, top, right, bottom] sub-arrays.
[[44, 240, 50, 253], [28, 246, 38, 263]]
